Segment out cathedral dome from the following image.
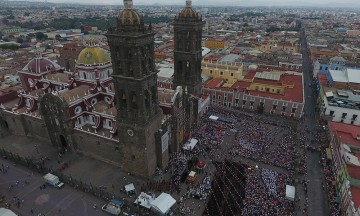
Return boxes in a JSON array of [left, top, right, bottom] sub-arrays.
[[77, 46, 111, 65], [179, 0, 199, 18], [118, 0, 142, 26], [23, 55, 61, 73]]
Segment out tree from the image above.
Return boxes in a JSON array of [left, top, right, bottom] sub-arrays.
[[24, 12, 30, 17], [35, 32, 48, 41], [0, 44, 19, 50], [55, 34, 62, 41], [27, 33, 35, 38], [16, 37, 24, 43]]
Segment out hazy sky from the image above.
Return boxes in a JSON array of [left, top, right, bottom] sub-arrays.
[[52, 0, 360, 7]]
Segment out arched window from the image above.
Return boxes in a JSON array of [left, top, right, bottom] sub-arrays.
[[144, 90, 150, 109]]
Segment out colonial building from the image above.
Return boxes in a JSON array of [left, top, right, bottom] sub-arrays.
[[201, 60, 244, 85], [0, 0, 211, 178], [202, 70, 305, 118], [328, 122, 360, 216]]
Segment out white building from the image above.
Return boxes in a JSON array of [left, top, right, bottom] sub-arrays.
[[321, 87, 360, 126]]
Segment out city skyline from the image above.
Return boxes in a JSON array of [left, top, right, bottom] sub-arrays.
[[9, 0, 360, 7]]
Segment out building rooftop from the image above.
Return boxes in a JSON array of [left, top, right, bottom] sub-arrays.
[[323, 86, 360, 110], [329, 121, 360, 147], [350, 186, 360, 210]]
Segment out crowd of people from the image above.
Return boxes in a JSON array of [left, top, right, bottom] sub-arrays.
[[242, 168, 294, 216]]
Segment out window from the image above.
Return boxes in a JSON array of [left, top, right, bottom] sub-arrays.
[[291, 108, 296, 113], [243, 100, 246, 105], [218, 95, 221, 100], [335, 67, 338, 70], [220, 71, 224, 76], [210, 70, 213, 74], [273, 105, 277, 110], [231, 73, 234, 77], [325, 67, 328, 71], [342, 113, 347, 119], [250, 101, 254, 106], [282, 106, 286, 112], [352, 114, 358, 120], [75, 106, 82, 114], [329, 110, 335, 116], [90, 115, 96, 124]]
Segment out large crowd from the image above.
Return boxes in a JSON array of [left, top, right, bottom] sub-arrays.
[[242, 168, 294, 216]]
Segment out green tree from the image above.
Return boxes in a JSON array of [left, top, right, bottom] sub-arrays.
[[55, 34, 62, 41], [24, 12, 30, 17], [0, 44, 19, 50], [35, 32, 48, 41], [16, 37, 24, 43]]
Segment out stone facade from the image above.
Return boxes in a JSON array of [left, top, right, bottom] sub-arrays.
[[105, 2, 164, 178]]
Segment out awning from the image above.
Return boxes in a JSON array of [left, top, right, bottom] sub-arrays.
[[345, 152, 360, 166], [189, 171, 196, 177], [209, 115, 219, 121], [125, 183, 135, 192], [134, 192, 154, 209], [182, 138, 198, 151], [326, 148, 332, 160], [197, 161, 206, 168], [0, 208, 17, 216], [285, 185, 295, 201], [342, 144, 351, 152], [111, 199, 124, 207], [150, 193, 176, 215]]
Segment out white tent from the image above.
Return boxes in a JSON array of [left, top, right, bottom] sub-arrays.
[[285, 185, 295, 201], [125, 183, 136, 193], [150, 193, 176, 215], [182, 138, 198, 151], [134, 192, 154, 209], [0, 208, 17, 216], [345, 152, 360, 166], [209, 115, 219, 121]]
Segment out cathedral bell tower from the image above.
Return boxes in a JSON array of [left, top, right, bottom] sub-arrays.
[[173, 0, 205, 96], [173, 0, 205, 134], [105, 0, 162, 177]]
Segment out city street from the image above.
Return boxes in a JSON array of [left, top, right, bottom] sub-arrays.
[[300, 27, 330, 216], [0, 158, 109, 216]]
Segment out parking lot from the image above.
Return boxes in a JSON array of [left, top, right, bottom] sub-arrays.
[[0, 158, 110, 216]]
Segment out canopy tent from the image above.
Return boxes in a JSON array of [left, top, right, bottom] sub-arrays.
[[182, 138, 198, 151], [150, 193, 176, 215], [111, 199, 124, 207], [209, 115, 219, 121], [125, 183, 136, 194], [345, 152, 360, 166], [285, 185, 295, 201], [342, 144, 351, 152], [134, 192, 154, 209], [197, 161, 206, 169], [0, 208, 17, 216]]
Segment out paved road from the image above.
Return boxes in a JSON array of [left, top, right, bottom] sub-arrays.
[[0, 158, 109, 216], [300, 27, 329, 216]]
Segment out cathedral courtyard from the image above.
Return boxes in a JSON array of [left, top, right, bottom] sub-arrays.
[[0, 105, 330, 216]]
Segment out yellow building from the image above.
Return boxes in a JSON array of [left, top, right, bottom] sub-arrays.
[[257, 39, 299, 53], [204, 39, 226, 50], [201, 60, 243, 85]]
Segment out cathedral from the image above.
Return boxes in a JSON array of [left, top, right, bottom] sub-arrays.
[[0, 0, 204, 178]]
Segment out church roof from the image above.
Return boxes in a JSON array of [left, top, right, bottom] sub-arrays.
[[22, 57, 61, 74], [179, 0, 199, 19], [77, 46, 111, 65], [118, 0, 142, 26]]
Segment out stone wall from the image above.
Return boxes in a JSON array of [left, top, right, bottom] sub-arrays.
[[0, 111, 27, 136], [23, 115, 50, 142], [72, 130, 121, 166]]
